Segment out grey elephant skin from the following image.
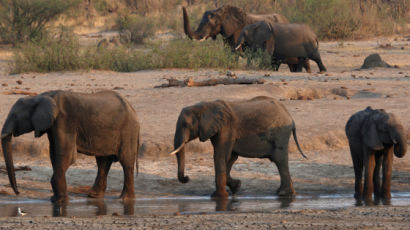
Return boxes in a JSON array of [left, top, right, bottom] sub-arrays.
[[169, 96, 307, 198], [1, 90, 140, 204], [183, 5, 288, 50], [236, 21, 326, 73], [345, 106, 407, 204]]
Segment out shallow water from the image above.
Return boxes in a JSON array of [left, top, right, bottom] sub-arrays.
[[1, 193, 410, 217]]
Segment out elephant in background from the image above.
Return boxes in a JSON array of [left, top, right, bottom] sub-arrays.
[[182, 5, 288, 50], [235, 21, 326, 73], [345, 106, 407, 204], [169, 96, 307, 198], [1, 90, 140, 204]]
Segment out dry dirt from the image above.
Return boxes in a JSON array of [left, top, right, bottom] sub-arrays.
[[0, 35, 409, 229]]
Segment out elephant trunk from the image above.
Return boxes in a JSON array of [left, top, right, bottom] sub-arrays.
[[182, 7, 201, 40], [173, 128, 190, 183], [393, 127, 407, 158], [1, 134, 19, 195]]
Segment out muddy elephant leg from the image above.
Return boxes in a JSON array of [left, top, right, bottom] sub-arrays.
[[271, 146, 295, 197], [226, 153, 241, 194], [373, 153, 382, 198], [119, 153, 136, 200], [309, 51, 327, 72], [303, 59, 311, 73], [381, 147, 393, 200], [48, 133, 75, 204], [88, 156, 113, 198], [363, 150, 376, 203], [210, 135, 234, 199], [271, 57, 281, 71]]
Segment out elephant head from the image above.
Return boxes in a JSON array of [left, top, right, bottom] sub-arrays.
[[235, 21, 274, 54], [361, 108, 407, 158], [169, 101, 233, 183], [1, 94, 58, 195], [183, 5, 247, 41]]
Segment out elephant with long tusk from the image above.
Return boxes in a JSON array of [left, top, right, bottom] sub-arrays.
[[169, 96, 307, 198]]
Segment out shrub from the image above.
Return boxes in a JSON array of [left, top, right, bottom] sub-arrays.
[[116, 14, 155, 44], [11, 32, 239, 73], [0, 0, 80, 44]]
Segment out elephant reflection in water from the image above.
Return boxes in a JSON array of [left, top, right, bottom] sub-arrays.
[[52, 199, 135, 217]]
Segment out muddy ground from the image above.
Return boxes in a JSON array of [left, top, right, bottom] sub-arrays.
[[0, 36, 409, 229]]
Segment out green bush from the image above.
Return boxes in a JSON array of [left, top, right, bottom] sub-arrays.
[[0, 0, 80, 44], [11, 31, 239, 73], [116, 14, 156, 44]]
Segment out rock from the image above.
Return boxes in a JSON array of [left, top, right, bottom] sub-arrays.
[[360, 53, 392, 69], [16, 80, 23, 85]]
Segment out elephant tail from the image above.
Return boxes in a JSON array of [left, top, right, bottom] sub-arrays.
[[292, 123, 308, 159], [136, 134, 140, 177]]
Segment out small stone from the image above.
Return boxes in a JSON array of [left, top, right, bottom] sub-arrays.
[[367, 83, 372, 85], [16, 80, 23, 85], [351, 74, 356, 78], [398, 72, 403, 74], [1, 83, 7, 87], [341, 86, 347, 89]]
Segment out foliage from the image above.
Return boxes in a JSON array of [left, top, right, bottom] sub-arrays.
[[11, 31, 239, 73], [0, 0, 80, 44], [116, 14, 155, 44]]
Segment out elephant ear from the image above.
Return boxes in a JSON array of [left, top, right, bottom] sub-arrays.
[[255, 22, 273, 43], [362, 113, 384, 151], [31, 96, 58, 137], [198, 101, 232, 142]]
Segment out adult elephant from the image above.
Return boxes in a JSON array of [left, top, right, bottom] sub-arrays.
[[345, 106, 407, 204], [1, 90, 140, 204], [169, 96, 307, 198], [235, 21, 326, 73], [182, 5, 288, 50]]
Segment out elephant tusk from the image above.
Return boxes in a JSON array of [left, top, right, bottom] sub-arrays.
[[235, 44, 242, 51], [169, 143, 185, 156], [393, 139, 398, 144], [199, 36, 208, 42]]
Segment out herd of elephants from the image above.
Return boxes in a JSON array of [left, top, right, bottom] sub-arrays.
[[0, 5, 407, 206]]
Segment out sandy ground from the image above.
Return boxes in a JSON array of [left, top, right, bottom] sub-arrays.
[[0, 35, 409, 229]]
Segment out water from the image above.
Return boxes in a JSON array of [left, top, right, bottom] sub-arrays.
[[1, 192, 410, 217]]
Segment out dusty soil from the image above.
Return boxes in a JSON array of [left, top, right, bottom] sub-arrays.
[[0, 35, 409, 229]]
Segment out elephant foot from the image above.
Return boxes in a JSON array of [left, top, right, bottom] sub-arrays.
[[211, 190, 229, 199], [228, 179, 241, 194], [381, 191, 391, 200], [51, 194, 68, 204], [88, 188, 105, 198], [354, 192, 363, 200], [120, 191, 136, 200], [276, 186, 295, 197]]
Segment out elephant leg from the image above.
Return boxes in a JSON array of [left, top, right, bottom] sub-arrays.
[[271, 146, 295, 197], [363, 150, 376, 203], [295, 58, 305, 72], [309, 51, 327, 72], [119, 153, 136, 200], [287, 64, 297, 72], [373, 153, 383, 198], [226, 153, 241, 194], [381, 147, 393, 199], [271, 57, 281, 71], [48, 132, 75, 204], [350, 147, 364, 200], [210, 134, 234, 199], [303, 59, 311, 73], [88, 156, 113, 198]]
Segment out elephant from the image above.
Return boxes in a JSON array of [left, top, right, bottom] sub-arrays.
[[1, 90, 140, 204], [345, 106, 407, 204], [235, 21, 326, 73], [169, 96, 307, 199], [182, 5, 288, 50]]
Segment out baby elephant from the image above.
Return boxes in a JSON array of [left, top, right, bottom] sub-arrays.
[[235, 21, 326, 73], [345, 107, 407, 203], [169, 96, 307, 198], [1, 90, 140, 204]]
